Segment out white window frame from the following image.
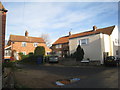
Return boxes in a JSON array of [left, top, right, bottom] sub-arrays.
[[33, 43, 38, 47], [4, 50, 11, 57], [22, 52, 26, 55], [22, 42, 27, 47], [78, 38, 89, 45], [56, 44, 62, 48], [115, 39, 118, 44]]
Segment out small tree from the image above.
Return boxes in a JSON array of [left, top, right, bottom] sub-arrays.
[[40, 33, 51, 47], [34, 46, 45, 56], [75, 45, 84, 61]]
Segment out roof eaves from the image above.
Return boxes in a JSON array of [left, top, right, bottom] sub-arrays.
[[52, 42, 69, 45], [69, 32, 100, 39]]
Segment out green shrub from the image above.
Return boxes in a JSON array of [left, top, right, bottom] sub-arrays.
[[18, 52, 29, 60], [34, 46, 45, 56], [19, 55, 37, 64], [74, 45, 84, 61], [22, 55, 29, 59], [29, 52, 34, 57]]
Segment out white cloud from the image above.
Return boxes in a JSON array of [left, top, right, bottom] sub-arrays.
[[4, 2, 118, 44]]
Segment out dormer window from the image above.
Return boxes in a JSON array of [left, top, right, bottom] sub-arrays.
[[34, 43, 38, 47], [22, 42, 27, 47]]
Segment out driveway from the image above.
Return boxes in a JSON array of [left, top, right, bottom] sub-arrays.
[[14, 64, 119, 88]]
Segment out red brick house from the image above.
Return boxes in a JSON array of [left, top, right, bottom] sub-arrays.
[[51, 32, 71, 57], [5, 31, 51, 59]]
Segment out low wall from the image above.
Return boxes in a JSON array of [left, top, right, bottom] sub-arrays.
[[59, 58, 101, 66]]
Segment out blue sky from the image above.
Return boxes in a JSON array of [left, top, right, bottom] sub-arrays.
[[2, 2, 118, 44]]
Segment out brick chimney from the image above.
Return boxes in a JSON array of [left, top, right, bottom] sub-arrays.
[[25, 31, 28, 36], [69, 31, 71, 36], [93, 25, 97, 31]]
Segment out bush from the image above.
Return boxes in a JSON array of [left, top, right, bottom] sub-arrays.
[[18, 52, 24, 57], [74, 45, 84, 61], [29, 52, 34, 57], [19, 55, 37, 64], [34, 46, 45, 56], [18, 52, 29, 60]]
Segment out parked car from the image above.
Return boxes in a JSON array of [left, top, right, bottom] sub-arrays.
[[48, 56, 59, 63], [115, 57, 120, 64], [104, 56, 117, 66]]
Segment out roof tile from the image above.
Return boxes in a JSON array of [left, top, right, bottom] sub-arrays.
[[9, 35, 45, 43], [53, 36, 69, 45], [52, 25, 115, 45], [69, 25, 115, 39]]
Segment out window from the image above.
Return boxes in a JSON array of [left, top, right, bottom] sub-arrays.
[[22, 42, 27, 47], [34, 43, 38, 47], [115, 39, 118, 44], [56, 51, 62, 57], [78, 38, 89, 45], [12, 41, 15, 44], [116, 50, 118, 55], [5, 50, 11, 56], [58, 51, 62, 54], [56, 44, 62, 48], [22, 52, 26, 55]]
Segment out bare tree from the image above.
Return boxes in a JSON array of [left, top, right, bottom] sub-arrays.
[[40, 33, 51, 47]]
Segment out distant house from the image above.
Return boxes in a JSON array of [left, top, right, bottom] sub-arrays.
[[4, 31, 51, 59], [69, 25, 119, 64], [51, 32, 71, 57]]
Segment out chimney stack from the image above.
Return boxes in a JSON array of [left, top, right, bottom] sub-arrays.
[[93, 25, 97, 31], [25, 31, 28, 36], [69, 31, 71, 36]]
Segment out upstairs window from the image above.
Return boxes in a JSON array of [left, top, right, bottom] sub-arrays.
[[78, 38, 89, 45], [115, 39, 118, 44], [34, 43, 38, 47], [22, 42, 27, 47], [56, 44, 62, 48]]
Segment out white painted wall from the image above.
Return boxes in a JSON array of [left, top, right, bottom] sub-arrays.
[[69, 26, 119, 64], [69, 34, 102, 61], [103, 34, 111, 54], [110, 26, 119, 57]]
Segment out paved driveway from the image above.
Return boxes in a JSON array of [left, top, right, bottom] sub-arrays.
[[14, 64, 119, 88]]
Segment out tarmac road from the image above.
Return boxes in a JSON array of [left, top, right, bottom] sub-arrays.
[[15, 64, 119, 88]]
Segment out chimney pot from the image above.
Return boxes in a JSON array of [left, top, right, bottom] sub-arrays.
[[93, 25, 97, 31], [25, 31, 28, 36], [69, 31, 71, 36]]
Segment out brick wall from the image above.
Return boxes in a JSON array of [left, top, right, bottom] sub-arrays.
[[2, 12, 6, 60], [51, 43, 69, 57], [0, 3, 6, 62], [11, 41, 51, 55]]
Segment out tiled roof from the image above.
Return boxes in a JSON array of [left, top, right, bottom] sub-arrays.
[[9, 35, 45, 43], [53, 36, 69, 45], [69, 25, 115, 39]]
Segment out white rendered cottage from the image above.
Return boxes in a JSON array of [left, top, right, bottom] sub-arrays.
[[69, 25, 119, 64]]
